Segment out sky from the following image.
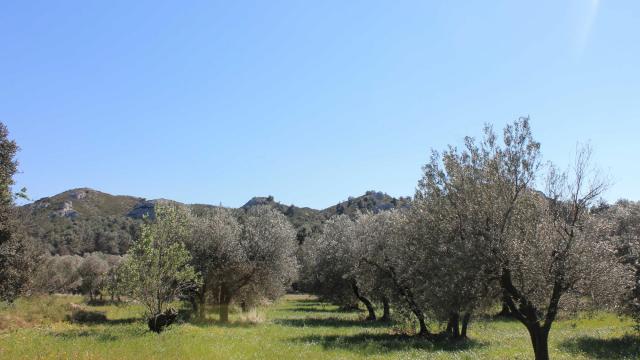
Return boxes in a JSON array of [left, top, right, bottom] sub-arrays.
[[1, 0, 639, 209]]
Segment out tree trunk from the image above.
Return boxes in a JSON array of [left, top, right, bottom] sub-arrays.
[[461, 312, 471, 338], [496, 291, 512, 317], [381, 263, 431, 336], [447, 313, 460, 338], [380, 296, 391, 322], [219, 301, 230, 323], [417, 313, 429, 336], [501, 267, 554, 360], [219, 285, 231, 323], [497, 301, 511, 317], [527, 325, 550, 360], [197, 283, 206, 319], [351, 280, 376, 321], [190, 296, 198, 315]]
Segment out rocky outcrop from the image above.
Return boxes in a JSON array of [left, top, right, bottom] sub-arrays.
[[53, 201, 78, 218], [127, 200, 157, 219], [242, 196, 276, 209], [69, 189, 89, 200]]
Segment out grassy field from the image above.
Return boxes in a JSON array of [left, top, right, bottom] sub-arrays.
[[0, 294, 638, 359]]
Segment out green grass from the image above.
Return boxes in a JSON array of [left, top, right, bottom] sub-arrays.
[[0, 294, 638, 359]]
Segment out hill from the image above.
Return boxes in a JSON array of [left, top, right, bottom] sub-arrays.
[[19, 188, 409, 255]]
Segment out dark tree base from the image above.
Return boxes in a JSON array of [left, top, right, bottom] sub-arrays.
[[148, 308, 178, 333]]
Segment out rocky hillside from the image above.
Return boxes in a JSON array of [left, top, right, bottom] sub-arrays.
[[23, 188, 142, 219], [20, 188, 409, 255]]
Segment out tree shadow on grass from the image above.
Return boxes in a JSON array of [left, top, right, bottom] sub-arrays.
[[275, 317, 393, 329], [67, 310, 139, 325], [559, 335, 640, 359], [285, 307, 356, 314], [50, 326, 147, 342], [292, 298, 322, 304], [189, 318, 260, 329], [291, 333, 485, 354]]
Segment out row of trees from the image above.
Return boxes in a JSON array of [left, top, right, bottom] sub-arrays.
[[32, 252, 124, 301], [301, 119, 637, 360], [28, 215, 140, 256], [28, 203, 300, 332], [121, 202, 299, 331]]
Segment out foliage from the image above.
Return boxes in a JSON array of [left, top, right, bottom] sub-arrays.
[[186, 205, 297, 322], [121, 202, 200, 322], [591, 200, 640, 328], [77, 253, 110, 301], [303, 215, 358, 306], [0, 122, 37, 303]]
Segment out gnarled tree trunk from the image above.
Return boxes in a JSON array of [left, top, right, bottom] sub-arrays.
[[501, 267, 558, 360], [351, 280, 376, 321]]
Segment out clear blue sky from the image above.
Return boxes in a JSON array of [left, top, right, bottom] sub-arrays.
[[2, 1, 639, 209]]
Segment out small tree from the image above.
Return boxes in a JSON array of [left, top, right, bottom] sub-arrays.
[[122, 202, 200, 332], [78, 253, 110, 302], [104, 255, 126, 302]]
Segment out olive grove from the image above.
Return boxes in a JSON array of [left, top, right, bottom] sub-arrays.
[[300, 118, 634, 360]]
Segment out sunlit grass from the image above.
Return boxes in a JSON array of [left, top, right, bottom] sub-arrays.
[[0, 294, 638, 359]]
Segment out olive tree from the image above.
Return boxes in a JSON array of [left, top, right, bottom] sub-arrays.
[[188, 205, 297, 322], [413, 119, 623, 358], [352, 211, 411, 323], [359, 209, 435, 335], [33, 254, 83, 294], [382, 119, 540, 339], [77, 253, 110, 301], [122, 202, 200, 332], [104, 255, 126, 302], [186, 207, 241, 319], [497, 146, 630, 360], [307, 215, 377, 320]]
